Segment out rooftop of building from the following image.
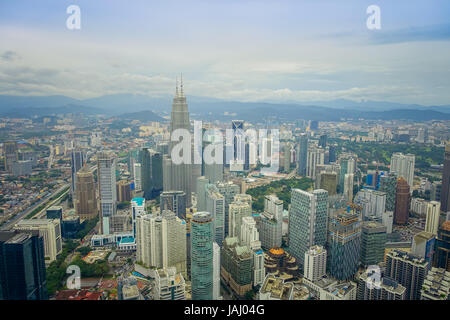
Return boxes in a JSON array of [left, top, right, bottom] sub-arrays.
[[131, 197, 145, 206], [16, 218, 58, 226], [388, 249, 428, 266], [122, 284, 140, 300], [441, 221, 450, 232]]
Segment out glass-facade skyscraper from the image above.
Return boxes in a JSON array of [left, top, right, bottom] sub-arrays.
[[191, 212, 214, 300], [0, 231, 48, 300], [288, 188, 328, 267]]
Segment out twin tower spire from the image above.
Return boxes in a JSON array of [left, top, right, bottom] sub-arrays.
[[175, 73, 184, 98]]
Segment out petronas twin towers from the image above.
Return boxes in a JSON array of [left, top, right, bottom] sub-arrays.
[[163, 76, 200, 207]]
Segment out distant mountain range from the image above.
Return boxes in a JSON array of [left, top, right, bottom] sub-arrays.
[[0, 94, 449, 122]]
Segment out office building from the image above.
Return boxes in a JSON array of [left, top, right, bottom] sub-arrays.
[[116, 180, 132, 203], [196, 176, 209, 212], [328, 206, 362, 280], [360, 221, 386, 266], [97, 151, 117, 234], [14, 219, 62, 263], [228, 199, 252, 240], [354, 189, 386, 219], [289, 188, 328, 266], [394, 177, 410, 225], [431, 181, 442, 202], [164, 79, 192, 207], [319, 172, 337, 196], [74, 166, 97, 220], [206, 184, 226, 246], [434, 221, 450, 271], [0, 231, 48, 300], [221, 237, 253, 297], [382, 210, 394, 234], [343, 173, 354, 202], [390, 152, 415, 187], [306, 145, 325, 179], [412, 231, 436, 268], [297, 133, 308, 176], [339, 154, 357, 192], [215, 181, 240, 237], [3, 141, 18, 173], [70, 148, 85, 196], [46, 206, 62, 220], [259, 195, 283, 250], [441, 144, 450, 212], [131, 197, 145, 238], [133, 163, 142, 192], [160, 190, 187, 220], [213, 242, 221, 300], [379, 172, 398, 211], [140, 148, 163, 200], [191, 212, 214, 300], [304, 245, 327, 282], [425, 201, 441, 235]]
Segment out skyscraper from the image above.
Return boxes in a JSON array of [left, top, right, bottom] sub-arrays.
[[133, 163, 142, 192], [116, 180, 132, 202], [230, 120, 245, 172], [221, 237, 253, 297], [354, 189, 387, 219], [70, 148, 85, 196], [379, 172, 397, 211], [259, 195, 283, 250], [297, 133, 308, 176], [196, 176, 209, 212], [135, 210, 187, 276], [289, 188, 328, 266], [433, 221, 450, 271], [131, 197, 145, 238], [164, 77, 192, 207], [343, 173, 354, 202], [191, 212, 214, 300], [385, 250, 428, 300], [394, 177, 410, 225], [319, 172, 337, 196], [0, 231, 48, 300], [228, 199, 252, 240], [212, 242, 221, 300], [425, 201, 441, 235], [441, 143, 450, 212], [390, 152, 415, 187], [360, 221, 387, 266], [241, 216, 266, 287], [215, 181, 240, 237], [75, 165, 97, 220], [97, 151, 117, 234], [339, 154, 356, 192], [304, 245, 327, 282], [357, 269, 406, 300], [306, 145, 325, 179], [206, 184, 225, 246], [328, 206, 362, 280], [160, 190, 187, 220], [3, 141, 18, 173], [14, 219, 62, 263], [140, 148, 163, 200]]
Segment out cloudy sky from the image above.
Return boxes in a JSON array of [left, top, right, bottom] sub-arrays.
[[0, 0, 450, 105]]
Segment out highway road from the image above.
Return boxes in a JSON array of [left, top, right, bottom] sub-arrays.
[[1, 184, 70, 231]]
